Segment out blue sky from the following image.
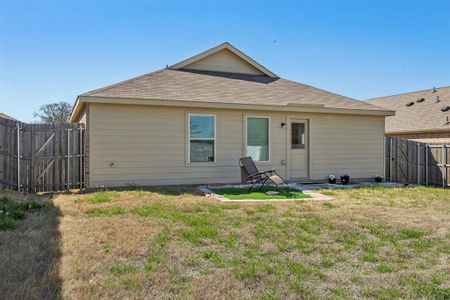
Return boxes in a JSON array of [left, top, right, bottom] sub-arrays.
[[0, 0, 449, 122]]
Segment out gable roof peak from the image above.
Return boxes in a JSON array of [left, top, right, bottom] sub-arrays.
[[169, 42, 279, 78]]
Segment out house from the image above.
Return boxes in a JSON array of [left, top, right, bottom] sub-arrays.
[[0, 113, 18, 121], [70, 42, 393, 187], [366, 86, 450, 143]]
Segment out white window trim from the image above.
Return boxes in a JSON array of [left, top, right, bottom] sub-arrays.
[[244, 115, 271, 163], [187, 113, 217, 164]]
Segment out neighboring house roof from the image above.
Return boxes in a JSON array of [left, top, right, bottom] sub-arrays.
[[366, 86, 450, 134], [0, 112, 18, 121], [70, 42, 393, 121]]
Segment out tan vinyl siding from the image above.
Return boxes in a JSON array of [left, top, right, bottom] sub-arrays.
[[309, 114, 384, 179], [181, 48, 265, 75], [88, 103, 384, 187]]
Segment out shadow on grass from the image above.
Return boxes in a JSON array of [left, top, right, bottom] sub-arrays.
[[0, 190, 62, 299]]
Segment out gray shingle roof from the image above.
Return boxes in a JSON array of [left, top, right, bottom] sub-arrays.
[[81, 68, 388, 112], [366, 86, 450, 133], [0, 113, 18, 121]]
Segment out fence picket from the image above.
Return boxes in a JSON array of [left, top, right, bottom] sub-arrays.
[[0, 117, 84, 192], [385, 137, 449, 187]]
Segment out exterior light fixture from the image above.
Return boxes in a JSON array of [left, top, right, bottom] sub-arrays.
[[281, 122, 287, 128]]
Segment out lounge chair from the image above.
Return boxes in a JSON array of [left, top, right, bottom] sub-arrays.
[[239, 156, 286, 191]]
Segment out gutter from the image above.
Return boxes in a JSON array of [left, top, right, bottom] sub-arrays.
[[70, 95, 395, 122], [387, 128, 450, 135]]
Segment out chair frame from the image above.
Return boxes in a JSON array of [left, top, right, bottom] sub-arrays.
[[239, 156, 286, 191]]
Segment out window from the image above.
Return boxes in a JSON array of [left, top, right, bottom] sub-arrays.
[[246, 116, 269, 161], [291, 122, 305, 149], [189, 114, 215, 163]]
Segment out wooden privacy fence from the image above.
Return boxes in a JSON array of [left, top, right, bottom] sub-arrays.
[[0, 117, 84, 192], [385, 137, 450, 187]]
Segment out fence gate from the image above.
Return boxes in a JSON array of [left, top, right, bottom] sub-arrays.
[[0, 117, 84, 192], [386, 137, 449, 187]]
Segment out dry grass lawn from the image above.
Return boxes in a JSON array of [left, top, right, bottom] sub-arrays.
[[0, 186, 449, 299]]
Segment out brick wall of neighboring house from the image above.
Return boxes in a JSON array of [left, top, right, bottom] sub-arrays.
[[388, 132, 450, 144]]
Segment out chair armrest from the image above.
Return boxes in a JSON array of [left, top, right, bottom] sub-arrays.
[[248, 171, 265, 178]]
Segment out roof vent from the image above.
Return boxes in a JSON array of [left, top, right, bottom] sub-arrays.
[[437, 96, 440, 102], [406, 101, 415, 107], [416, 97, 425, 103], [433, 87, 437, 93], [446, 116, 450, 125], [441, 106, 450, 112]]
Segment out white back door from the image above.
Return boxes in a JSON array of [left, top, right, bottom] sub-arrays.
[[288, 119, 309, 180]]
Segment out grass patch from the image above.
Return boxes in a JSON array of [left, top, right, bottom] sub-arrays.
[[377, 263, 394, 273], [211, 187, 310, 200], [288, 260, 325, 280], [89, 191, 119, 203], [201, 250, 225, 267], [131, 202, 172, 218], [119, 277, 140, 291], [85, 207, 126, 217], [0, 195, 46, 230], [180, 224, 218, 245], [110, 264, 138, 275], [398, 228, 425, 239], [403, 275, 450, 299]]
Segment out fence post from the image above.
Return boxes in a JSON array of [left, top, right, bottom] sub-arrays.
[[443, 144, 447, 188], [417, 143, 420, 185], [67, 128, 71, 190], [389, 137, 393, 181], [16, 123, 20, 192], [425, 145, 429, 186], [396, 138, 399, 182], [79, 127, 83, 189], [30, 125, 35, 193]]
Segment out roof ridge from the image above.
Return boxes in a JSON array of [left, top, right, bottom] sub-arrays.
[[81, 68, 167, 96], [365, 85, 450, 101]]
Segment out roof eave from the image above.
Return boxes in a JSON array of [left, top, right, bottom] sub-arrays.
[[387, 128, 450, 135], [69, 97, 84, 122], [77, 95, 394, 116]]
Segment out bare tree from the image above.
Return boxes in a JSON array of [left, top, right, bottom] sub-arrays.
[[33, 102, 72, 124]]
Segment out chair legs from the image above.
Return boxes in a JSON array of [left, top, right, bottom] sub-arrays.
[[249, 178, 268, 192], [248, 172, 285, 192]]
